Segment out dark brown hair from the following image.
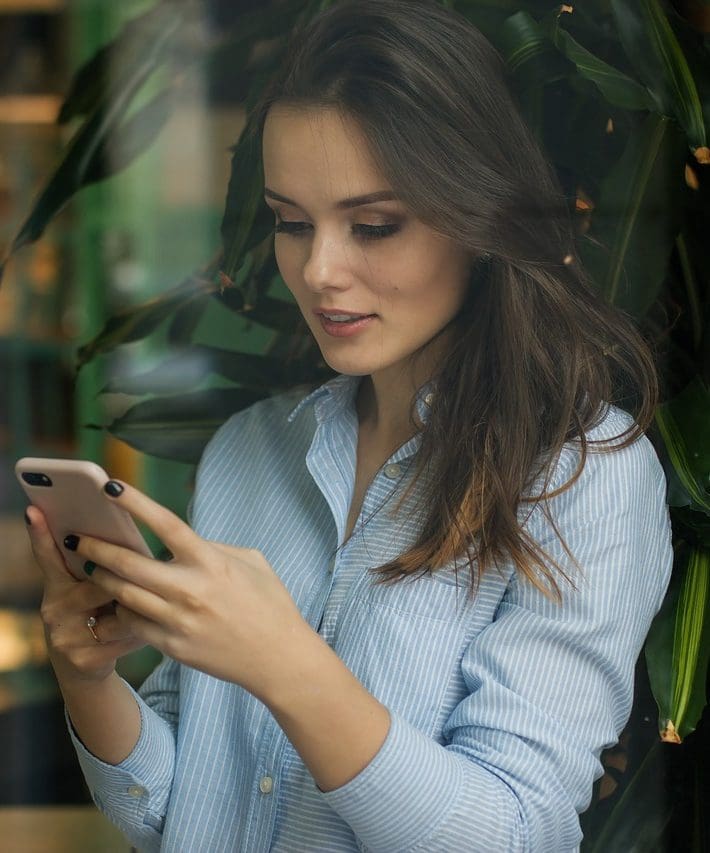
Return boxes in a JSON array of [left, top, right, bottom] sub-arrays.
[[253, 0, 658, 596]]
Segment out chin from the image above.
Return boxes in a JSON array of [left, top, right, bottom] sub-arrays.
[[320, 356, 377, 376]]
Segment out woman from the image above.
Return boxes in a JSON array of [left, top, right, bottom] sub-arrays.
[[26, 1, 672, 850]]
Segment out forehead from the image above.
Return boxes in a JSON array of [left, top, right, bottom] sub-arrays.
[[262, 105, 390, 201]]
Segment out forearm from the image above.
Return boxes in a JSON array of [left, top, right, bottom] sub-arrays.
[[261, 629, 534, 851], [59, 670, 141, 765], [262, 626, 391, 792]]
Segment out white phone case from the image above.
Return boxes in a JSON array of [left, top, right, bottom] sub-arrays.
[[16, 457, 152, 581]]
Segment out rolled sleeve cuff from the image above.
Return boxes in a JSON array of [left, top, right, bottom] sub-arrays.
[[319, 709, 466, 852], [66, 679, 175, 837]]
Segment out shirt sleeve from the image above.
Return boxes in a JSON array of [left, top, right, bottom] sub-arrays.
[[320, 431, 673, 852], [67, 655, 181, 852]]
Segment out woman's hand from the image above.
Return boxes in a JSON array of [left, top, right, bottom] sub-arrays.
[[70, 480, 312, 701], [25, 506, 146, 686]]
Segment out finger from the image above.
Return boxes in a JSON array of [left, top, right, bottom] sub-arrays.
[[84, 564, 173, 626], [25, 506, 78, 586], [86, 610, 139, 646], [87, 602, 166, 653], [75, 534, 177, 599], [85, 627, 144, 659], [64, 579, 118, 613], [40, 583, 116, 641], [109, 605, 167, 653], [101, 480, 198, 561]]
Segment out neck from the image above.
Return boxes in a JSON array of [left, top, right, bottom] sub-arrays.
[[354, 328, 452, 450], [355, 360, 435, 452]]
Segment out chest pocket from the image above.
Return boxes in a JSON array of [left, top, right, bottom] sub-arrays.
[[332, 569, 481, 736]]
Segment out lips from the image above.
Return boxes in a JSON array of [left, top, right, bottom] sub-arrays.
[[314, 309, 375, 320], [316, 312, 377, 337]]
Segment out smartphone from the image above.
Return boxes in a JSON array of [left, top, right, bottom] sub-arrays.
[[15, 457, 153, 581]]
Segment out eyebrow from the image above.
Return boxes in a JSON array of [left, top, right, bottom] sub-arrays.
[[263, 188, 397, 209]]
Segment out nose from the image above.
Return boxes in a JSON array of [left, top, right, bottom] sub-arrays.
[[302, 229, 352, 292]]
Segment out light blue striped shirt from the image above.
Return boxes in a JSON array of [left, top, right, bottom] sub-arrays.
[[71, 373, 673, 852]]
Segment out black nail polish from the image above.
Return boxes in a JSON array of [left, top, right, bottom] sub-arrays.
[[83, 561, 96, 576], [24, 509, 32, 526], [104, 480, 124, 497], [63, 534, 80, 551]]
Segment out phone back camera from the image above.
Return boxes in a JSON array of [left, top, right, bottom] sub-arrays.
[[21, 472, 53, 487]]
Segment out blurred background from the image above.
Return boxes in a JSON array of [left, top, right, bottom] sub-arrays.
[[1, 0, 709, 850], [0, 0, 271, 820]]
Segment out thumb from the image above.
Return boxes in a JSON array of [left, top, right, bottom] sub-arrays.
[[25, 505, 79, 587]]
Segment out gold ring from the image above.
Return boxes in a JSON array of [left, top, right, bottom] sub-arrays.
[[86, 615, 101, 643]]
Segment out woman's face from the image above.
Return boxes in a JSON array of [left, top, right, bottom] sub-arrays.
[[262, 106, 473, 385]]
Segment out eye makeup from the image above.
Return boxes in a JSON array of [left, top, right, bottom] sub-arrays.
[[274, 219, 401, 241]]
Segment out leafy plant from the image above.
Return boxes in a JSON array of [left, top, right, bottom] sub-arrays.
[[2, 0, 709, 847]]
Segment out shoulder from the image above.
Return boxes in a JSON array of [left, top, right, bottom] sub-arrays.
[[201, 385, 313, 457], [547, 404, 666, 500], [192, 385, 315, 493], [189, 385, 317, 530], [522, 406, 673, 612], [524, 403, 671, 562]]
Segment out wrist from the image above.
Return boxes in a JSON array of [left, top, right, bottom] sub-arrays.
[[54, 667, 121, 705], [254, 618, 326, 710], [258, 622, 391, 793]]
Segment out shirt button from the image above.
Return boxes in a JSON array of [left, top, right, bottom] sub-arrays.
[[127, 785, 145, 798], [424, 392, 434, 406], [259, 776, 274, 794], [383, 463, 402, 479]]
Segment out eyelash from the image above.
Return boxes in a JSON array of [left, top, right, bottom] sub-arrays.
[[273, 221, 400, 241]]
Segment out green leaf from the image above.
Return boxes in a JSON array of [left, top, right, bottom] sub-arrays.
[[102, 346, 304, 396], [58, 0, 185, 124], [579, 112, 686, 314], [585, 742, 671, 852], [646, 546, 710, 741], [655, 377, 710, 513], [0, 15, 181, 281], [167, 293, 210, 346], [219, 119, 273, 285], [612, 0, 707, 147], [204, 1, 311, 97], [76, 268, 220, 369], [499, 11, 549, 73], [454, 1, 520, 42], [671, 507, 710, 550], [102, 349, 216, 396], [83, 87, 174, 185], [219, 291, 305, 333], [549, 23, 653, 111], [106, 387, 268, 463], [188, 346, 313, 388]]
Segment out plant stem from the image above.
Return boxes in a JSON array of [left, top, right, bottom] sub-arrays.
[[676, 233, 703, 351]]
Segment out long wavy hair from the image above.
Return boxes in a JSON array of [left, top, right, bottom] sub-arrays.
[[252, 0, 658, 597]]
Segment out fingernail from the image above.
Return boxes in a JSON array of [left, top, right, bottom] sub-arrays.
[[83, 561, 96, 576], [104, 480, 124, 497], [63, 534, 80, 551], [24, 509, 32, 526]]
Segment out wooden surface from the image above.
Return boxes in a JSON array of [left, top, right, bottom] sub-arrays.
[[0, 806, 130, 852]]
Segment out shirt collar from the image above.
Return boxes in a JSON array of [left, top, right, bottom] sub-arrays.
[[287, 373, 359, 424], [287, 373, 435, 427]]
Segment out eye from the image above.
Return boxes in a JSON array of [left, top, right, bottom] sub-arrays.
[[274, 219, 311, 236], [353, 223, 401, 241], [273, 220, 401, 240]]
